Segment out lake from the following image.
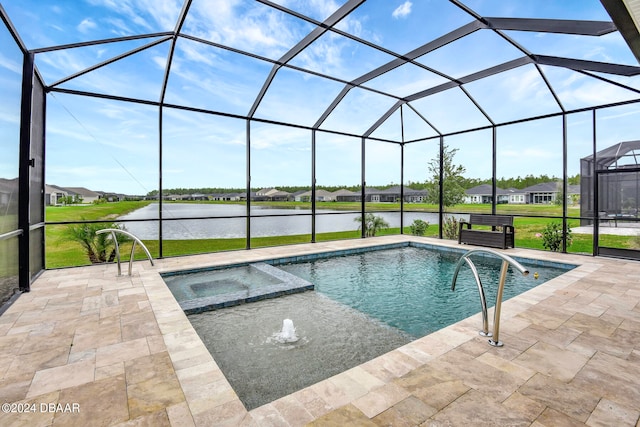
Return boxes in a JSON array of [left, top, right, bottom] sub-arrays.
[[118, 203, 442, 240]]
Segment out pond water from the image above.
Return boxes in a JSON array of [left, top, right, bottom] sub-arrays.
[[119, 203, 441, 239]]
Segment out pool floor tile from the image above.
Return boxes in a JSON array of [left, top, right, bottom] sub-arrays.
[[1, 236, 640, 425]]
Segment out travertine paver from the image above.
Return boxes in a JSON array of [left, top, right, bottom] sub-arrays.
[[0, 235, 639, 426]]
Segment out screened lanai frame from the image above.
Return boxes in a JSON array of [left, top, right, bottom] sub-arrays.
[[2, 0, 640, 296]]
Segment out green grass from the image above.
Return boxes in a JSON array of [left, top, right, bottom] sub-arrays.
[[46, 200, 152, 222], [45, 201, 153, 268], [44, 201, 638, 268], [241, 201, 573, 217]]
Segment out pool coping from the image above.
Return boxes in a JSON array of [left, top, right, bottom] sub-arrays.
[[138, 235, 605, 425]]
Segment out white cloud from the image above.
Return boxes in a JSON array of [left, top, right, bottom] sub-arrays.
[[87, 0, 181, 32], [104, 17, 135, 36], [0, 54, 22, 74], [188, 0, 295, 58], [392, 1, 412, 19], [557, 79, 638, 107], [37, 50, 89, 77], [77, 18, 98, 33], [0, 111, 20, 125], [502, 67, 544, 101]]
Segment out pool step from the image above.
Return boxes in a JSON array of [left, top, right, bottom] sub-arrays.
[[180, 263, 314, 314]]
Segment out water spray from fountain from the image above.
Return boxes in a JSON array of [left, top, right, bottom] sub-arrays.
[[275, 318, 298, 343]]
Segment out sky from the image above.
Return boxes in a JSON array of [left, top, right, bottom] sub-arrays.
[[1, 0, 640, 195]]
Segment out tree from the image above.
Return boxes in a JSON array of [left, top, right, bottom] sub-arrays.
[[425, 144, 467, 208], [354, 213, 389, 237]]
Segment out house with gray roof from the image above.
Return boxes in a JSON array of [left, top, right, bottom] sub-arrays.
[[520, 182, 580, 205], [503, 188, 527, 204], [464, 184, 512, 204], [403, 187, 428, 203]]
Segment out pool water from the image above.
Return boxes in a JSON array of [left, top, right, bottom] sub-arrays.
[[173, 244, 574, 410], [163, 265, 283, 301], [163, 263, 314, 313], [189, 292, 412, 411], [277, 246, 571, 338]]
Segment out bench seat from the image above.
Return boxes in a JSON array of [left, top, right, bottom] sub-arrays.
[[458, 214, 515, 249]]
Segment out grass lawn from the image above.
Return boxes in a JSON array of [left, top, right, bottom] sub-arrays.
[[44, 201, 638, 268]]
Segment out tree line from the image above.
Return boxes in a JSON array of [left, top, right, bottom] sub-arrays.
[[145, 146, 578, 197], [146, 175, 579, 198]]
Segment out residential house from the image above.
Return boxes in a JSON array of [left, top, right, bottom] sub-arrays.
[[212, 192, 245, 201], [366, 187, 396, 203], [334, 187, 427, 203], [45, 184, 69, 205], [99, 192, 126, 202], [294, 189, 336, 202], [522, 182, 561, 204], [255, 188, 279, 197], [251, 188, 292, 201], [268, 190, 292, 201], [464, 184, 510, 204], [335, 189, 361, 202], [403, 187, 428, 203], [181, 194, 209, 201], [504, 188, 527, 204], [381, 186, 428, 203], [464, 183, 577, 205], [292, 190, 309, 202], [65, 187, 101, 204]]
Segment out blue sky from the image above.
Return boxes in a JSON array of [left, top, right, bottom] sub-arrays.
[[1, 0, 640, 194]]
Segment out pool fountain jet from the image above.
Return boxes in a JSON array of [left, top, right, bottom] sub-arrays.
[[277, 318, 298, 343]]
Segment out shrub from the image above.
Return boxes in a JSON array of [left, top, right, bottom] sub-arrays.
[[541, 221, 572, 252], [62, 221, 130, 263], [409, 219, 429, 236], [354, 213, 389, 237], [442, 216, 462, 240]]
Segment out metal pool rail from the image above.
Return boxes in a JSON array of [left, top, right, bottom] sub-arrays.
[[96, 228, 154, 276], [451, 249, 529, 347]]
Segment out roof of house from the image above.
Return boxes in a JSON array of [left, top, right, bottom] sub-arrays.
[[465, 184, 493, 195], [568, 184, 580, 194], [45, 184, 68, 194], [268, 191, 291, 197], [382, 185, 427, 195], [333, 189, 358, 196], [64, 187, 101, 198], [522, 182, 561, 192]]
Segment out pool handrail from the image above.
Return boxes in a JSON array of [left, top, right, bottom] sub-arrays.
[[96, 228, 154, 276], [451, 248, 529, 347]]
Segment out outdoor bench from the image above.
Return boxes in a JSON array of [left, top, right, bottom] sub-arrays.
[[458, 214, 515, 249]]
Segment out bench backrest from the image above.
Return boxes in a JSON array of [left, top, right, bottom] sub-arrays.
[[469, 214, 513, 227]]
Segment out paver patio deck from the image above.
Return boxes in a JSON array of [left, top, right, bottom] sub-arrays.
[[0, 235, 639, 426]]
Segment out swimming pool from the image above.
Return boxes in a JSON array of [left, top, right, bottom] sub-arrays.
[[163, 243, 575, 410]]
